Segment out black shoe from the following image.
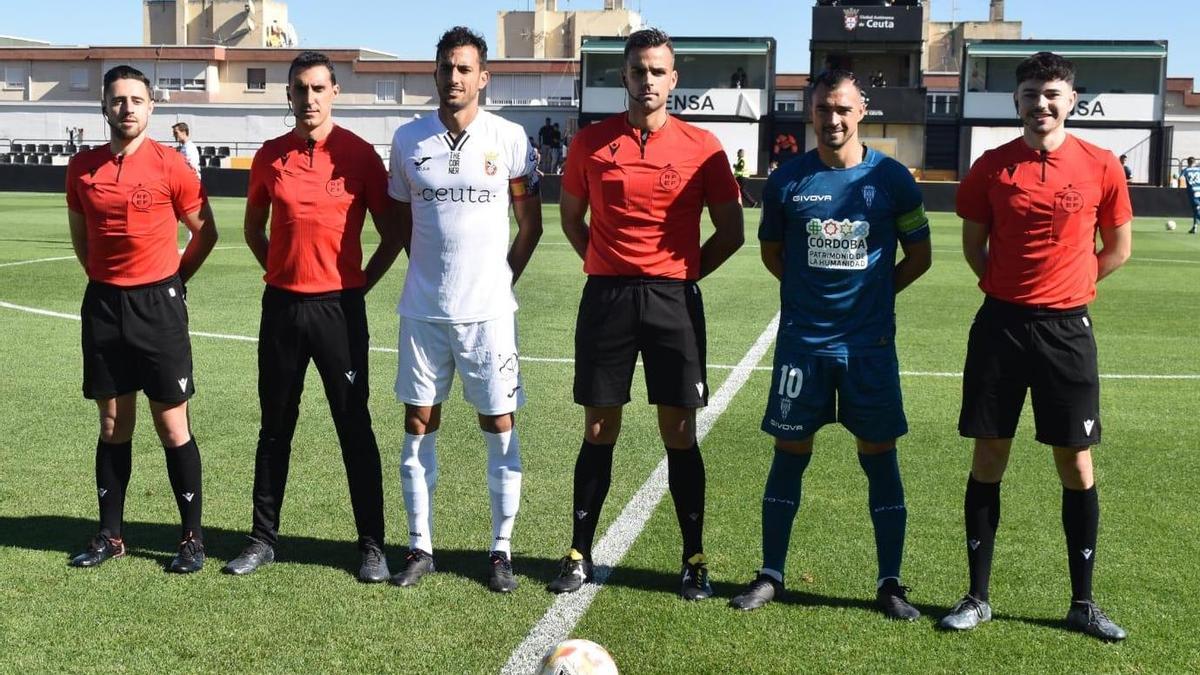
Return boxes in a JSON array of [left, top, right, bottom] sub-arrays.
[[1065, 600, 1127, 641], [168, 532, 205, 574], [730, 573, 782, 610], [876, 578, 920, 621], [680, 554, 713, 601], [68, 533, 126, 568], [222, 538, 275, 576], [938, 594, 992, 631], [547, 549, 592, 594], [389, 548, 435, 587], [358, 543, 389, 583], [488, 550, 518, 593]]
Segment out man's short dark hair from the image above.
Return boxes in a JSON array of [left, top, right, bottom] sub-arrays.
[[436, 26, 488, 67], [1015, 51, 1075, 86], [623, 28, 673, 61], [809, 69, 864, 98], [172, 122, 190, 135], [102, 65, 152, 98], [288, 51, 337, 85], [1189, 156, 1197, 165]]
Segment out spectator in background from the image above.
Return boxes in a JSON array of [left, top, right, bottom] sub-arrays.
[[538, 117, 555, 174], [172, 123, 202, 246], [773, 132, 799, 163], [731, 67, 748, 89], [1119, 154, 1133, 181], [551, 123, 564, 173], [733, 148, 757, 208], [767, 160, 779, 175], [871, 71, 887, 87]]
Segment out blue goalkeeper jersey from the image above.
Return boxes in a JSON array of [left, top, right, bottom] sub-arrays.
[[758, 147, 930, 356]]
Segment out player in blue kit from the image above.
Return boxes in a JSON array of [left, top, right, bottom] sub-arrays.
[[730, 70, 932, 618], [1182, 157, 1200, 234]]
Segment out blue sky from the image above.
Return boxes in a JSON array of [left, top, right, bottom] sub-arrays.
[[6, 1, 1199, 79]]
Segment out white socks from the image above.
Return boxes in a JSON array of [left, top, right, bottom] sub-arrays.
[[400, 431, 438, 553], [485, 429, 522, 555]]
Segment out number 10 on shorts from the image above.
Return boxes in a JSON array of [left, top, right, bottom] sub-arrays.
[[777, 365, 804, 398]]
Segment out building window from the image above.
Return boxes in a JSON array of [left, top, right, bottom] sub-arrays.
[[3, 66, 26, 90], [70, 68, 89, 91], [375, 80, 397, 103], [154, 62, 207, 91], [247, 68, 267, 91], [775, 91, 802, 113]]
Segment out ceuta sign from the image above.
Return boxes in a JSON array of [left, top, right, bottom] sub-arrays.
[[842, 7, 897, 31]]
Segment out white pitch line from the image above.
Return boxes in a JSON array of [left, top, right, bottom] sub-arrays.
[[0, 255, 77, 269], [500, 312, 781, 675], [2, 300, 1198, 381]]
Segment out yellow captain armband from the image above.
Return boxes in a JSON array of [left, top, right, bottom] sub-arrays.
[[897, 204, 928, 234]]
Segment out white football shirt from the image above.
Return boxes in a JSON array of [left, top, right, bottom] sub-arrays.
[[389, 110, 537, 323]]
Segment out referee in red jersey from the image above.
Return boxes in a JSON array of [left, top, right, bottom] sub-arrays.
[[548, 28, 744, 600], [223, 52, 403, 582], [66, 65, 218, 573], [939, 52, 1132, 640]]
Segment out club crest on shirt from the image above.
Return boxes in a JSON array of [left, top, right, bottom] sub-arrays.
[[862, 185, 876, 208], [658, 168, 682, 191], [484, 151, 500, 176], [130, 188, 153, 211], [326, 177, 346, 197]]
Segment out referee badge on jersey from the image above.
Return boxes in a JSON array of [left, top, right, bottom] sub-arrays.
[[484, 151, 500, 176], [326, 177, 346, 197], [130, 188, 153, 211]]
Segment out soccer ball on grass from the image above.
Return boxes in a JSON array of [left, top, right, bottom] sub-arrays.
[[538, 639, 619, 675], [1166, 220, 1177, 231]]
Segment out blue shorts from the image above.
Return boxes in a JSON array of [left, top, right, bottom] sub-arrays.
[[761, 347, 908, 443]]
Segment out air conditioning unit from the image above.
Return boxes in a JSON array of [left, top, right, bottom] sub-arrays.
[[153, 87, 170, 102]]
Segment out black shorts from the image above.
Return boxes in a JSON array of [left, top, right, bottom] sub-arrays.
[[959, 296, 1101, 448], [573, 276, 707, 408], [81, 274, 194, 403]]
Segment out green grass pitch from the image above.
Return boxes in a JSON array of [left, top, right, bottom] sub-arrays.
[[0, 192, 1197, 673]]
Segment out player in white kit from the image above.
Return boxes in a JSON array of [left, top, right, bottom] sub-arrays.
[[387, 26, 542, 593]]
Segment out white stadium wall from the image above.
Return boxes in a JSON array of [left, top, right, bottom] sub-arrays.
[[968, 126, 1156, 184], [0, 102, 576, 159]]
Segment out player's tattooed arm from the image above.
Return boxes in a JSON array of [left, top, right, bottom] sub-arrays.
[[962, 218, 989, 282], [68, 209, 88, 270], [699, 199, 745, 279], [560, 189, 590, 261], [179, 201, 218, 283]]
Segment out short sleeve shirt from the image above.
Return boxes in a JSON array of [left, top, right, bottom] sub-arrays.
[[956, 134, 1132, 309], [247, 125, 390, 293], [561, 114, 741, 280], [759, 148, 930, 355], [388, 109, 537, 322], [66, 139, 205, 286]]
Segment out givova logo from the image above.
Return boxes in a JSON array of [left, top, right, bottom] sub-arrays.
[[793, 194, 833, 202]]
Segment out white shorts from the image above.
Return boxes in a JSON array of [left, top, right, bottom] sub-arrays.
[[395, 315, 526, 415]]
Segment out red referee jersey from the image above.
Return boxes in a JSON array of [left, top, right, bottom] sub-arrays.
[[956, 134, 1132, 309], [562, 114, 740, 280], [247, 125, 389, 293], [66, 139, 205, 286]]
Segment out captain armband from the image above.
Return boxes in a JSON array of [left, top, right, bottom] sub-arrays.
[[896, 204, 929, 235], [510, 173, 540, 201]]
